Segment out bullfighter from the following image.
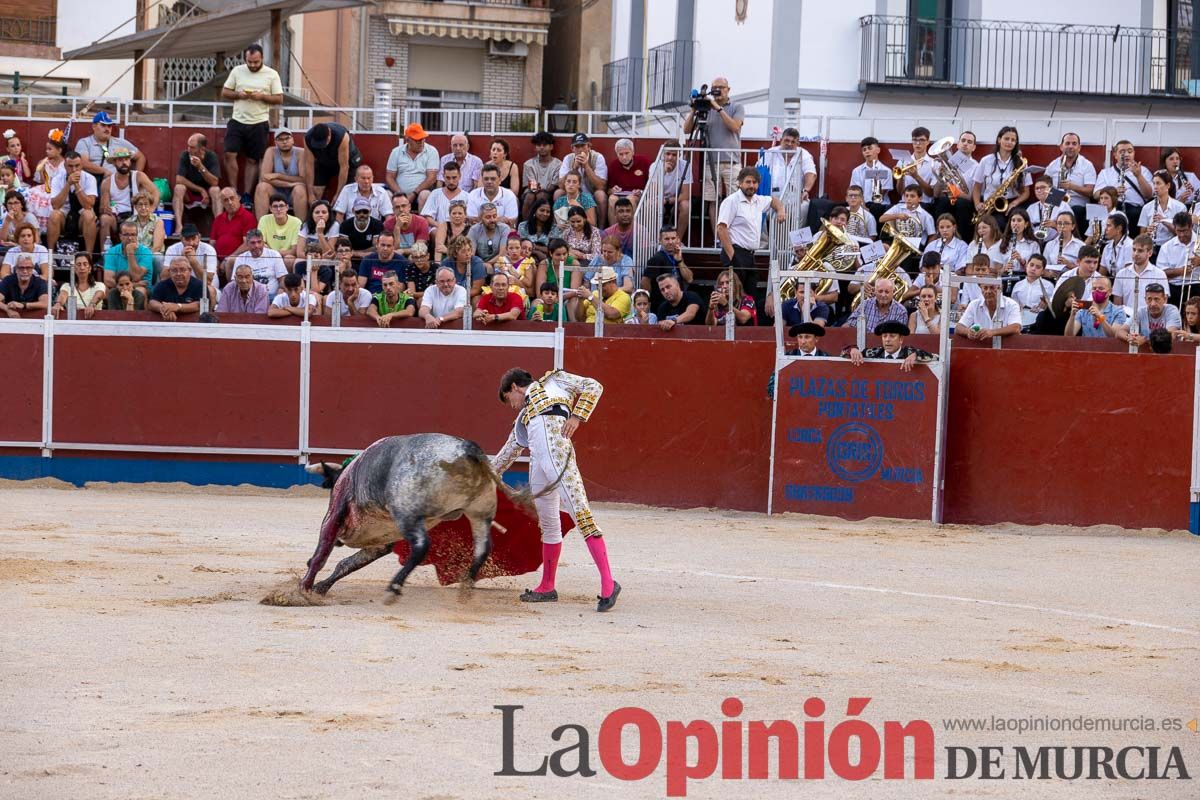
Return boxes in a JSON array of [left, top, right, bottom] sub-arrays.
[[492, 367, 620, 612]]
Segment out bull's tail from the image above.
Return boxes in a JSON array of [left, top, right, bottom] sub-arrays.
[[486, 451, 571, 518], [445, 440, 571, 518], [300, 462, 355, 591]]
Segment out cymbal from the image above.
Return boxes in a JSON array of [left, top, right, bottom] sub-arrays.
[[1050, 276, 1086, 319]]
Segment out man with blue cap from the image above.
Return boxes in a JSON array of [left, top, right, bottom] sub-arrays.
[[75, 111, 143, 178]]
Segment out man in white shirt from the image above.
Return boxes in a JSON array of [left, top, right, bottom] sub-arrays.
[[1055, 245, 1104, 297], [333, 165, 392, 224], [47, 150, 98, 255], [716, 167, 785, 294], [850, 136, 894, 218], [765, 127, 817, 222], [220, 44, 283, 201], [232, 229, 287, 296], [386, 122, 439, 209], [956, 277, 1021, 341], [420, 160, 465, 224], [419, 266, 468, 328], [325, 269, 373, 317], [1046, 132, 1097, 233], [437, 133, 484, 193], [1111, 234, 1169, 311], [466, 164, 518, 226], [164, 223, 221, 294], [1094, 140, 1154, 230], [880, 185, 936, 243], [1156, 211, 1200, 307]]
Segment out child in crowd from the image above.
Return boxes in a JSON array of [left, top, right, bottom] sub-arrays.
[[3, 130, 32, 183], [625, 288, 658, 325], [527, 281, 560, 321]]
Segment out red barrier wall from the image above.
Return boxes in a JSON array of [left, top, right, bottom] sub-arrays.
[[0, 330, 43, 445], [51, 335, 300, 449], [943, 349, 1195, 530], [307, 340, 553, 454], [563, 336, 774, 511]]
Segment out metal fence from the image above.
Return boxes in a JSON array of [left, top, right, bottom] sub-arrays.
[[860, 15, 1200, 98], [601, 57, 645, 114], [647, 39, 696, 110], [0, 14, 55, 47]]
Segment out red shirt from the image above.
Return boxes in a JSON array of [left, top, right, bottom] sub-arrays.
[[383, 213, 431, 245], [607, 154, 651, 194], [476, 291, 525, 317], [210, 206, 257, 259]]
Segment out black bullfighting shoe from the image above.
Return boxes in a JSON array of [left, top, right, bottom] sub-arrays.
[[596, 581, 621, 612], [520, 588, 559, 602]]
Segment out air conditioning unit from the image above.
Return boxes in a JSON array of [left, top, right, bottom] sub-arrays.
[[488, 39, 529, 58]]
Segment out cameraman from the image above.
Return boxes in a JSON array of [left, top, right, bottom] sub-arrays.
[[683, 77, 744, 238]]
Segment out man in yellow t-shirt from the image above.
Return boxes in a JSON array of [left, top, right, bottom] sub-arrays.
[[258, 193, 301, 271], [220, 44, 283, 202], [576, 266, 631, 324]]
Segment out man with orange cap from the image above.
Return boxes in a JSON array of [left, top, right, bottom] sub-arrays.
[[387, 122, 440, 211]]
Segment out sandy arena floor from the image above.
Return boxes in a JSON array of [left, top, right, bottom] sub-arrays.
[[1, 480, 1197, 799]]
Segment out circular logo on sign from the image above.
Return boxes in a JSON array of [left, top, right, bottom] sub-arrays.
[[825, 422, 883, 483]]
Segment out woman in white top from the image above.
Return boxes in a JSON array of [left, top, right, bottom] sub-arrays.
[[1100, 213, 1133, 275], [52, 252, 105, 318], [295, 199, 341, 260], [1159, 147, 1196, 208], [997, 209, 1040, 275], [922, 213, 969, 275], [909, 285, 941, 335], [1042, 212, 1083, 278], [966, 215, 1004, 273], [1138, 171, 1188, 247], [971, 126, 1031, 219]]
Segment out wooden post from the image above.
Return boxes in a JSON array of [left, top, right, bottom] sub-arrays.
[[132, 49, 144, 108]]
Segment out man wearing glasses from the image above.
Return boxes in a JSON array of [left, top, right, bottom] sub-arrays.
[[683, 76, 745, 238], [0, 255, 49, 317]]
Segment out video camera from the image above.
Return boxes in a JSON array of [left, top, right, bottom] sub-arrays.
[[689, 84, 720, 117]]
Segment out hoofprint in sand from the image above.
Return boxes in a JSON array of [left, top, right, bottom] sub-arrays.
[[1, 481, 1196, 799]]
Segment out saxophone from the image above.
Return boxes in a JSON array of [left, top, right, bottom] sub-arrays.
[[973, 157, 1029, 225]]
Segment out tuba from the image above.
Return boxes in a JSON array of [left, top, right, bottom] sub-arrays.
[[973, 156, 1028, 224], [781, 219, 852, 300], [929, 136, 968, 203], [851, 223, 917, 310]]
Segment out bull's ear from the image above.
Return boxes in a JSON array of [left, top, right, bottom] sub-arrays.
[[304, 463, 326, 475]]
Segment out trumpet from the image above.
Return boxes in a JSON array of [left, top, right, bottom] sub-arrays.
[[892, 159, 921, 182], [1058, 158, 1070, 188], [1116, 152, 1130, 201], [1086, 218, 1103, 245], [973, 157, 1028, 225], [871, 177, 883, 204]]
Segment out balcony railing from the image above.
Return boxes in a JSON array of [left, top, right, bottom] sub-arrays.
[[0, 15, 56, 47], [601, 56, 644, 113], [647, 39, 696, 109], [860, 15, 1200, 99]]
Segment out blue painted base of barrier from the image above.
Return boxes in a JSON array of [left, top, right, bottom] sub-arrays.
[[1191, 501, 1199, 536], [0, 455, 527, 491]]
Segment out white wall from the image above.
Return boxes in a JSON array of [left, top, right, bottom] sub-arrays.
[[692, 0, 773, 98], [611, 0, 633, 62], [0, 0, 136, 99], [644, 0, 678, 50]]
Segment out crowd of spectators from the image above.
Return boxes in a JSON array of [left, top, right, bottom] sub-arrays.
[[2, 54, 1199, 352]]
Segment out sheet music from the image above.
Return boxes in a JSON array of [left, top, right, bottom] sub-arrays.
[[860, 241, 886, 262], [790, 228, 814, 247], [1085, 203, 1108, 222], [888, 148, 913, 163]]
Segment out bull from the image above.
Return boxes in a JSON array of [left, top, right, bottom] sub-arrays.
[[298, 433, 554, 602]]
